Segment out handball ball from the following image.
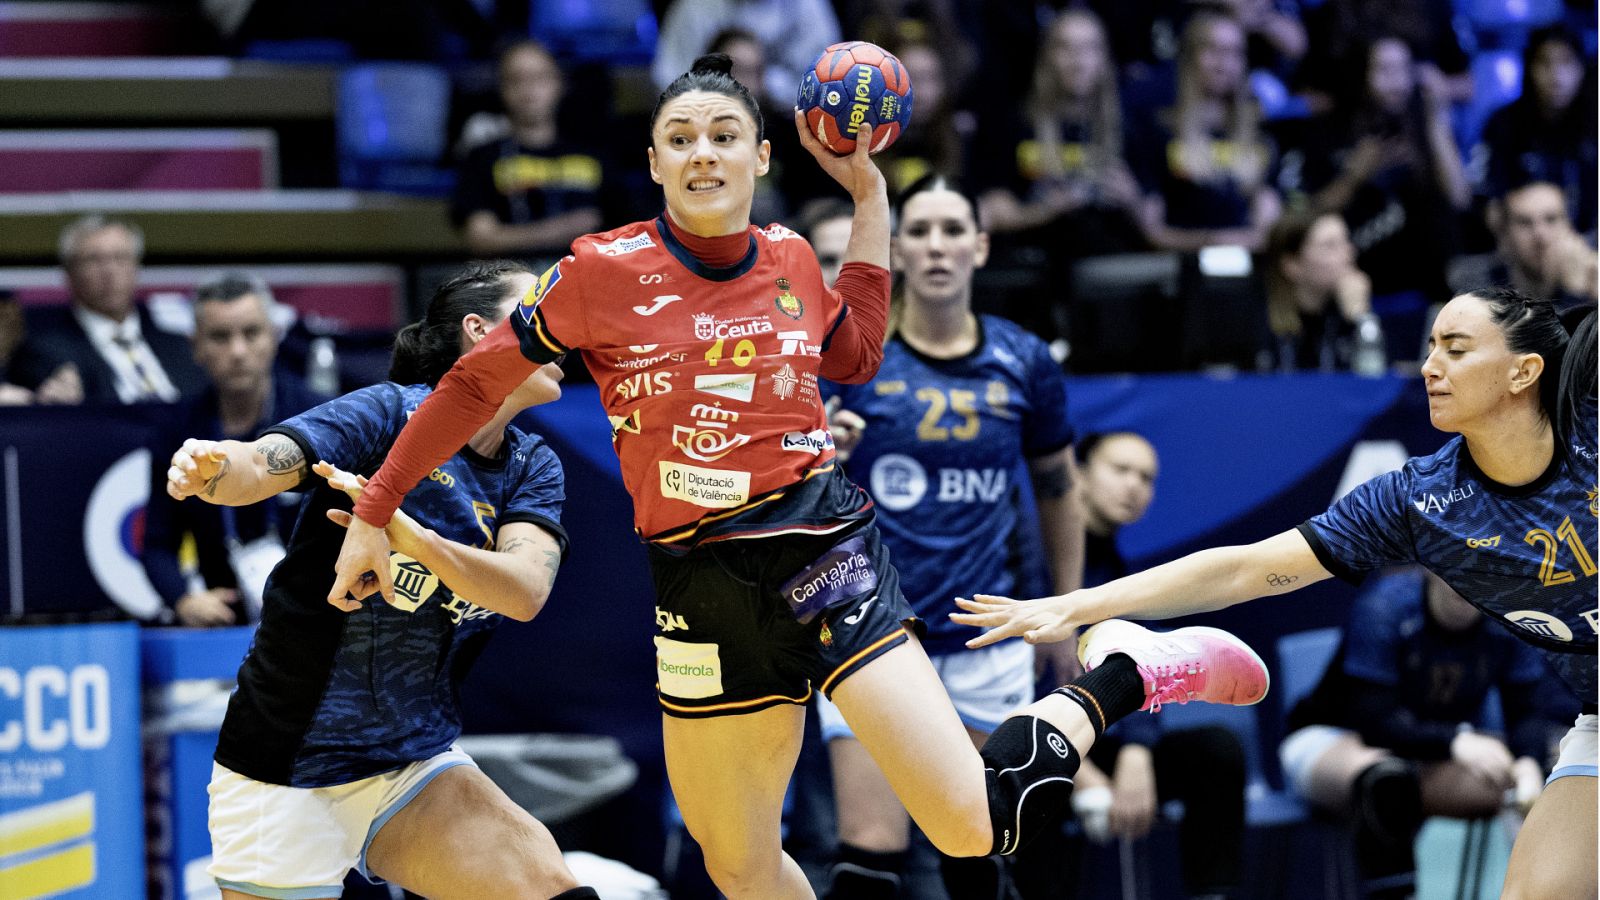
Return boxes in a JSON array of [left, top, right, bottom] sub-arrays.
[[797, 41, 913, 155]]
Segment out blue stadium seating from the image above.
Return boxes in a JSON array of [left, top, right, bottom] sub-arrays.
[[336, 62, 455, 195], [1455, 49, 1523, 153]]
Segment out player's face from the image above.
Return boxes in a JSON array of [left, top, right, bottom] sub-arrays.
[[1421, 295, 1534, 433], [894, 190, 989, 306], [192, 294, 277, 396], [66, 226, 140, 321], [1082, 434, 1158, 530], [491, 273, 564, 407], [649, 91, 770, 237], [810, 216, 852, 287]]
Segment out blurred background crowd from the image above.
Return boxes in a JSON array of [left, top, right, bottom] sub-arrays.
[[0, 1, 1594, 899]]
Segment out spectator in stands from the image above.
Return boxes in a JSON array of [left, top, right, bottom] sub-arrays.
[[1477, 25, 1596, 232], [1299, 36, 1469, 302], [1279, 568, 1552, 899], [1059, 430, 1245, 900], [1130, 11, 1281, 253], [452, 40, 604, 260], [651, 0, 841, 103], [976, 9, 1145, 258], [1479, 180, 1599, 312], [1262, 209, 1375, 371], [143, 272, 326, 627], [871, 33, 975, 199], [0, 289, 83, 402], [1296, 0, 1471, 115], [9, 215, 203, 405], [801, 199, 855, 287], [706, 27, 802, 225]]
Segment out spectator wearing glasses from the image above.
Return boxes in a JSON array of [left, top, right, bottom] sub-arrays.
[[10, 214, 203, 404]]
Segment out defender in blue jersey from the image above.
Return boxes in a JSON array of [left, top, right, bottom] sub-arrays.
[[164, 262, 596, 900], [959, 293, 1598, 899], [815, 175, 1086, 900]]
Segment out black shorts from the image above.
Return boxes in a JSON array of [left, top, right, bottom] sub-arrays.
[[647, 521, 920, 718]]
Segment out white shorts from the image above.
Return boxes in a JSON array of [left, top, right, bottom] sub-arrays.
[[207, 746, 475, 898], [1548, 714, 1598, 784], [1278, 724, 1352, 799], [816, 639, 1035, 742]]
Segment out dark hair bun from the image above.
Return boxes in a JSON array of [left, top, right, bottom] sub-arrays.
[[689, 53, 734, 77]]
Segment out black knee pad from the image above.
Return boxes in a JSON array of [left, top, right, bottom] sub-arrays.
[[1352, 757, 1423, 848], [979, 716, 1081, 856], [549, 888, 600, 900]]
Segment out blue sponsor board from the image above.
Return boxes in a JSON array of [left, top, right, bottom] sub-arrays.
[[0, 622, 144, 899]]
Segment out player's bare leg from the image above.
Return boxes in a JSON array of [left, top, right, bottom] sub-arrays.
[[663, 704, 815, 899], [366, 765, 581, 899], [1502, 774, 1597, 900], [831, 636, 1094, 859]]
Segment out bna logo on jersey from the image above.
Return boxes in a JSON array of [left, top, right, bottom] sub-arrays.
[[517, 261, 565, 324], [774, 277, 804, 319], [1503, 609, 1573, 642]]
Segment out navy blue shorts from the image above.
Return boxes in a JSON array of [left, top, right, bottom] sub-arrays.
[[647, 521, 920, 718]]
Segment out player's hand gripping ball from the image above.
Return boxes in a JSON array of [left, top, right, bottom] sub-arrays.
[[797, 41, 913, 155]]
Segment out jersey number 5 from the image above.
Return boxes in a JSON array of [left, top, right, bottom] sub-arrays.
[[1524, 516, 1597, 587]]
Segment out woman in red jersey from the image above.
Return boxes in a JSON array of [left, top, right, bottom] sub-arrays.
[[328, 54, 1271, 900]]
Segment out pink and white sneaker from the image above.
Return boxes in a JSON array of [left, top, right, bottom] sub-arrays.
[[1077, 619, 1270, 712]]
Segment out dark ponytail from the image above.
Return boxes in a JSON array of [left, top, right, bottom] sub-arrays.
[[649, 52, 765, 143], [1556, 308, 1597, 461], [389, 260, 529, 387], [1469, 287, 1570, 423]]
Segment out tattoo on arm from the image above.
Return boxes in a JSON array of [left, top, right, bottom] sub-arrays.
[[539, 549, 560, 584], [258, 436, 306, 477], [1033, 463, 1071, 499], [498, 536, 535, 555], [1266, 573, 1299, 587], [202, 456, 232, 498]]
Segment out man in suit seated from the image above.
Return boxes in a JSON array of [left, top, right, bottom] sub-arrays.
[[142, 271, 327, 626], [10, 214, 204, 404]]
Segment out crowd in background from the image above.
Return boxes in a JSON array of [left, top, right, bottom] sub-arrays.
[[0, 2, 1593, 897]]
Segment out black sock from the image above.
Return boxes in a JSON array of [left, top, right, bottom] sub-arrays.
[[1051, 653, 1143, 739], [939, 853, 1020, 900], [549, 888, 600, 900], [824, 844, 906, 900]]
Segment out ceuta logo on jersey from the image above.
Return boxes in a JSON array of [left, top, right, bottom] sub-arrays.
[[693, 312, 775, 340], [774, 277, 804, 319], [1412, 484, 1476, 515]]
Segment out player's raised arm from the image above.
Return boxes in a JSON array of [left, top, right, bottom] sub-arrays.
[[166, 433, 308, 506], [954, 528, 1333, 647]]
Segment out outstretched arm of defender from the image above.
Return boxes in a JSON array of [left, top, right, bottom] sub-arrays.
[[166, 434, 308, 506], [953, 528, 1332, 648], [318, 462, 561, 621]]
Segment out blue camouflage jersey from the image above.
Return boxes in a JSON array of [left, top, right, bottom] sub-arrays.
[[828, 316, 1074, 655], [214, 384, 566, 787], [1299, 402, 1598, 701]]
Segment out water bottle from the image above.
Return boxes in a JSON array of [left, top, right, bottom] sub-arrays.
[[1352, 314, 1387, 377], [306, 336, 340, 396]]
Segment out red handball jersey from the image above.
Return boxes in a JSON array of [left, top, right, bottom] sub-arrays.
[[354, 215, 891, 547]]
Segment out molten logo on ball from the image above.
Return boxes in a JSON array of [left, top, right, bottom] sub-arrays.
[[796, 40, 914, 155]]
